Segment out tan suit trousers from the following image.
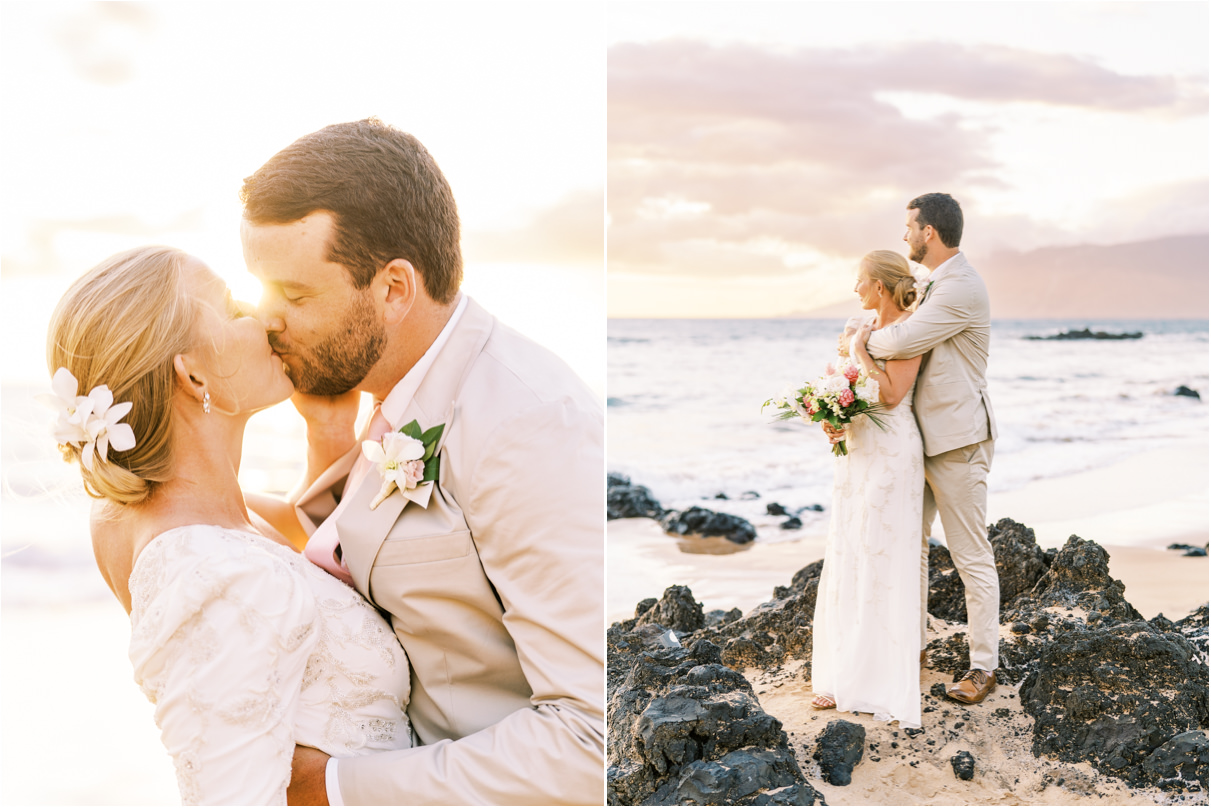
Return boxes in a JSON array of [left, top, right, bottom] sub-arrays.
[[919, 437, 999, 672]]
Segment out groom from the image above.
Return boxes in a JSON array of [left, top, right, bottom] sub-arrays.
[[240, 119, 604, 804], [848, 193, 1000, 705]]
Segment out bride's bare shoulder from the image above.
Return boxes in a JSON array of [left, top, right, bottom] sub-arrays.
[[90, 500, 139, 614]]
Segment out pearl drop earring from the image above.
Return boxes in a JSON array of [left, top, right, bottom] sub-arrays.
[[203, 391, 211, 414]]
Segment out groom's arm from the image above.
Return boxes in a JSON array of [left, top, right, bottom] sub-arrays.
[[865, 277, 975, 360], [333, 397, 606, 805]]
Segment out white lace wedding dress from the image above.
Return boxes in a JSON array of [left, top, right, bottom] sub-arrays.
[[810, 349, 925, 729], [128, 525, 412, 805]]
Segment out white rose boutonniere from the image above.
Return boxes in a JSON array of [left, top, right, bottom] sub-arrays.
[[363, 419, 445, 510]]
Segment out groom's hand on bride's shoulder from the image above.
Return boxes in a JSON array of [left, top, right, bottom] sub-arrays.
[[287, 745, 331, 806]]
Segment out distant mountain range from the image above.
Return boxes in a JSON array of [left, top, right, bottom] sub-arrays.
[[792, 234, 1209, 320]]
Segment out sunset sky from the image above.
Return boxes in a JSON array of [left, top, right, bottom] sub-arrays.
[[1, 1, 605, 389], [607, 2, 1209, 318]]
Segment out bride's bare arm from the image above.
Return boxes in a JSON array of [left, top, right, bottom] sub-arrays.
[[853, 334, 922, 409]]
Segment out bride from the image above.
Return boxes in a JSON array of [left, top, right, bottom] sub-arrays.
[[46, 246, 412, 804], [809, 250, 926, 729]]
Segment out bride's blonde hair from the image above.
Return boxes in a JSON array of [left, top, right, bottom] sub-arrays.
[[46, 246, 197, 505], [861, 250, 918, 311]]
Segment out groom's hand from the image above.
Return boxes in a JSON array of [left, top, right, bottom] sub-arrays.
[[287, 745, 330, 806], [291, 389, 362, 435]]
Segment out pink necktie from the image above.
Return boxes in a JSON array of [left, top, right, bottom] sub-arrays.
[[304, 402, 392, 586]]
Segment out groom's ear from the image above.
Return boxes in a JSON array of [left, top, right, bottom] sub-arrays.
[[379, 259, 417, 325]]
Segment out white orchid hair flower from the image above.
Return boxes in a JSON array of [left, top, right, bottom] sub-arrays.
[[38, 367, 137, 470]]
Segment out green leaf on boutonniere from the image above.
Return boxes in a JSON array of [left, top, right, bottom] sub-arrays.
[[422, 456, 440, 483], [420, 423, 444, 445], [400, 420, 424, 440]]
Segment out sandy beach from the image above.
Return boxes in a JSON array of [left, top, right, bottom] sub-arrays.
[[608, 440, 1209, 624], [608, 440, 1208, 804]]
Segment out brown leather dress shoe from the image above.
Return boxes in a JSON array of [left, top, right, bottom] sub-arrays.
[[946, 669, 996, 703]]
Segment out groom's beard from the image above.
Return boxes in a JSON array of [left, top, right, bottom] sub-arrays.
[[908, 241, 927, 264], [272, 293, 386, 396]]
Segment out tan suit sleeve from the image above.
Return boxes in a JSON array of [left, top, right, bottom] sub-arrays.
[[292, 445, 361, 536], [337, 397, 605, 805], [865, 275, 975, 360]]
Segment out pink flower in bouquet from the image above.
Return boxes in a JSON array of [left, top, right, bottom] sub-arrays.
[[825, 363, 835, 376], [804, 396, 818, 414], [843, 364, 860, 383], [838, 388, 855, 407]]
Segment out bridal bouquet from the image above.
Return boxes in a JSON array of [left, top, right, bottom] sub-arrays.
[[763, 361, 886, 456]]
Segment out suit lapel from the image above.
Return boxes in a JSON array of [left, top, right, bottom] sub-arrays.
[[336, 296, 496, 598]]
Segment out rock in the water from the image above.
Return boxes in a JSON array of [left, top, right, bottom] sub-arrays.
[[606, 602, 824, 806], [1185, 547, 1208, 557], [928, 518, 1050, 622], [780, 517, 803, 530], [607, 473, 666, 520], [1141, 731, 1208, 791], [740, 491, 761, 501], [814, 719, 865, 786], [662, 506, 757, 545], [1174, 385, 1201, 399], [951, 750, 975, 781], [1019, 620, 1208, 789], [1025, 328, 1143, 341], [636, 585, 706, 634], [767, 502, 790, 516]]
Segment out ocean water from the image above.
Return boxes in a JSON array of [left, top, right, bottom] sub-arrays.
[[607, 318, 1208, 539]]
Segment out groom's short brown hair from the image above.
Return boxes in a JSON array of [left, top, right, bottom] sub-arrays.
[[908, 193, 963, 248], [240, 118, 462, 304]]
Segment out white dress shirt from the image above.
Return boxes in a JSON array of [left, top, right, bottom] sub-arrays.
[[325, 293, 467, 807]]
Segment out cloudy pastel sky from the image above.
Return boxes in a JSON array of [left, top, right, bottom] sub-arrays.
[[607, 2, 1209, 317], [1, 1, 605, 388]]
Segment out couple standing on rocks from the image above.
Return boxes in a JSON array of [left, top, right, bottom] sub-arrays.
[[812, 193, 999, 727]]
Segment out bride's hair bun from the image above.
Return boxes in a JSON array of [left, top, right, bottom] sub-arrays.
[[861, 250, 917, 310], [47, 246, 197, 506]]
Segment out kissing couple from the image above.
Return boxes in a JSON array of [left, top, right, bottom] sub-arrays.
[[46, 119, 605, 804], [808, 193, 1000, 728]]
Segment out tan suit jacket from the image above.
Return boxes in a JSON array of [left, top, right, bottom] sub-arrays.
[[296, 297, 604, 805], [865, 252, 997, 457]]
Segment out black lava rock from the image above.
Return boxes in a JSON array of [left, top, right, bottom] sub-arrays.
[[1006, 536, 1142, 626], [1141, 731, 1208, 791], [607, 592, 824, 805], [928, 518, 1051, 623], [814, 719, 865, 786], [698, 561, 824, 670], [607, 473, 666, 520], [780, 517, 803, 530], [635, 585, 707, 634], [951, 750, 975, 781], [1019, 620, 1208, 790], [766, 502, 790, 516], [661, 506, 757, 545], [1174, 385, 1201, 399]]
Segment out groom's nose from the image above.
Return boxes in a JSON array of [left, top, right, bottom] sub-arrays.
[[256, 305, 285, 335]]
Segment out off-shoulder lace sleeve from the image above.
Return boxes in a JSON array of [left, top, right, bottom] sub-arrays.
[[129, 526, 319, 805]]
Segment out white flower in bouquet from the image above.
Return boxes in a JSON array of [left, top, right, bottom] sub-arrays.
[[855, 378, 880, 404], [824, 374, 851, 395]]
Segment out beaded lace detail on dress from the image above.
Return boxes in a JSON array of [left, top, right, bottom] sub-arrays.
[[128, 525, 411, 805]]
